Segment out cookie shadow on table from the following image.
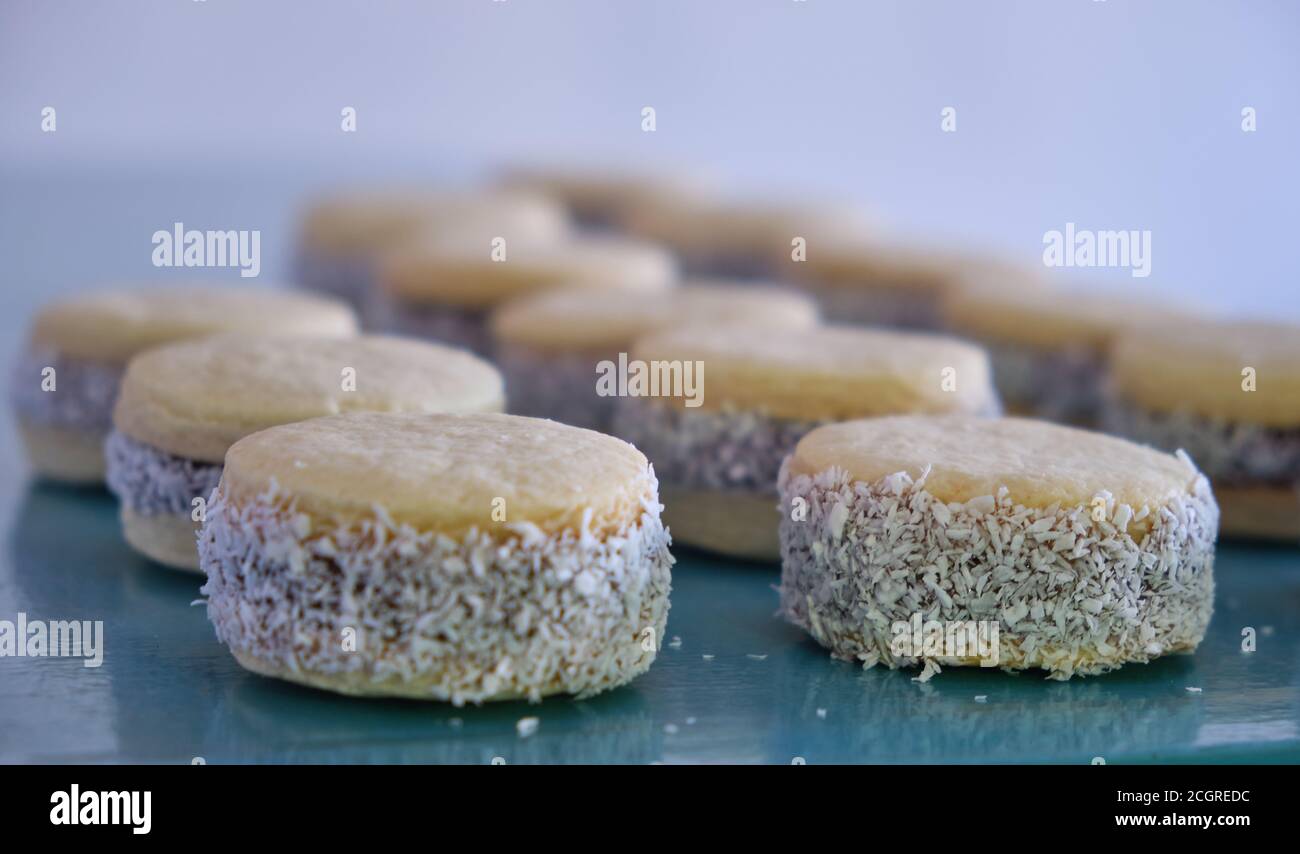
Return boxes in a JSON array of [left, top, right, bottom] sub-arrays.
[[768, 639, 1206, 763], [199, 658, 663, 764], [9, 481, 205, 614], [668, 541, 783, 572]]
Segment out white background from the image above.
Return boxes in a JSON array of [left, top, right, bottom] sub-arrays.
[[1, 0, 1297, 317]]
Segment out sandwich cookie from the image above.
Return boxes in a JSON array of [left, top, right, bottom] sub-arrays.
[[779, 416, 1217, 680], [941, 284, 1195, 425], [106, 335, 503, 571], [613, 325, 998, 560], [374, 234, 678, 355], [491, 280, 820, 431], [296, 189, 569, 310], [199, 412, 674, 703], [785, 235, 1043, 329], [497, 164, 710, 230], [1106, 319, 1300, 540], [10, 287, 357, 484], [623, 194, 868, 278]]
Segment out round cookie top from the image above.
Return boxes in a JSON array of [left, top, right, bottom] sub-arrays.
[[491, 280, 819, 352], [114, 335, 504, 463], [789, 415, 1203, 514], [221, 412, 655, 537], [942, 284, 1197, 351], [624, 194, 870, 260], [497, 164, 711, 224], [629, 325, 996, 421], [789, 235, 1043, 296], [299, 189, 568, 254], [379, 235, 678, 308], [1111, 318, 1300, 426], [29, 287, 358, 364]]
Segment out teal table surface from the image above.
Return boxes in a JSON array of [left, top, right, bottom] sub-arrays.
[[1, 169, 1298, 764], [1, 480, 1298, 765]]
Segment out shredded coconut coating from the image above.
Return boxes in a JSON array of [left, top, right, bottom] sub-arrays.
[[498, 343, 613, 432], [199, 475, 674, 704], [983, 340, 1106, 424], [777, 455, 1217, 680], [9, 347, 122, 431], [105, 430, 223, 515], [1103, 395, 1300, 486], [614, 396, 821, 493], [369, 296, 492, 356]]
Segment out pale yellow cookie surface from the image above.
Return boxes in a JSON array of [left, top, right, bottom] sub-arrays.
[[788, 415, 1203, 514], [491, 280, 819, 351], [624, 194, 869, 259], [943, 284, 1196, 351], [220, 412, 654, 537], [114, 335, 503, 462], [380, 235, 677, 307], [30, 287, 358, 363], [789, 236, 1043, 296], [497, 165, 710, 223], [299, 189, 568, 254], [1111, 318, 1300, 426], [630, 325, 995, 421]]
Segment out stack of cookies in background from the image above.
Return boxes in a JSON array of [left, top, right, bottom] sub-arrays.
[[8, 162, 1296, 698]]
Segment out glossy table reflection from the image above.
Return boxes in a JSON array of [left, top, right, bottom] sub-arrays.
[[1, 481, 1298, 764]]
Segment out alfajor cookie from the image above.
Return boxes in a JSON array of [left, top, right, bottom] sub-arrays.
[[199, 412, 674, 703], [613, 325, 999, 560], [106, 335, 502, 571], [497, 164, 710, 230], [778, 416, 1217, 680], [491, 280, 820, 431], [296, 189, 569, 310], [373, 234, 678, 355], [784, 235, 1044, 329], [622, 193, 869, 278], [1105, 318, 1300, 541], [10, 287, 357, 484], [942, 284, 1197, 425]]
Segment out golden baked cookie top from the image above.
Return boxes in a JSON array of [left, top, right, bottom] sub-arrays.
[[789, 415, 1204, 514], [790, 236, 1043, 296], [379, 235, 677, 308], [220, 412, 656, 537], [630, 324, 996, 420], [497, 165, 711, 223], [114, 335, 503, 462], [30, 287, 357, 363], [1111, 318, 1300, 426], [942, 284, 1197, 351], [491, 280, 819, 352], [299, 189, 567, 254]]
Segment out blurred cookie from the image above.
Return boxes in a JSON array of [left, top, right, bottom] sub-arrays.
[[497, 164, 710, 229], [786, 235, 1043, 329], [296, 189, 569, 310], [374, 234, 677, 355], [1105, 318, 1300, 541], [613, 325, 998, 560], [942, 284, 1197, 425], [779, 416, 1217, 679], [106, 335, 502, 570], [10, 287, 356, 484], [623, 193, 868, 278], [491, 280, 819, 431], [200, 412, 674, 703]]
